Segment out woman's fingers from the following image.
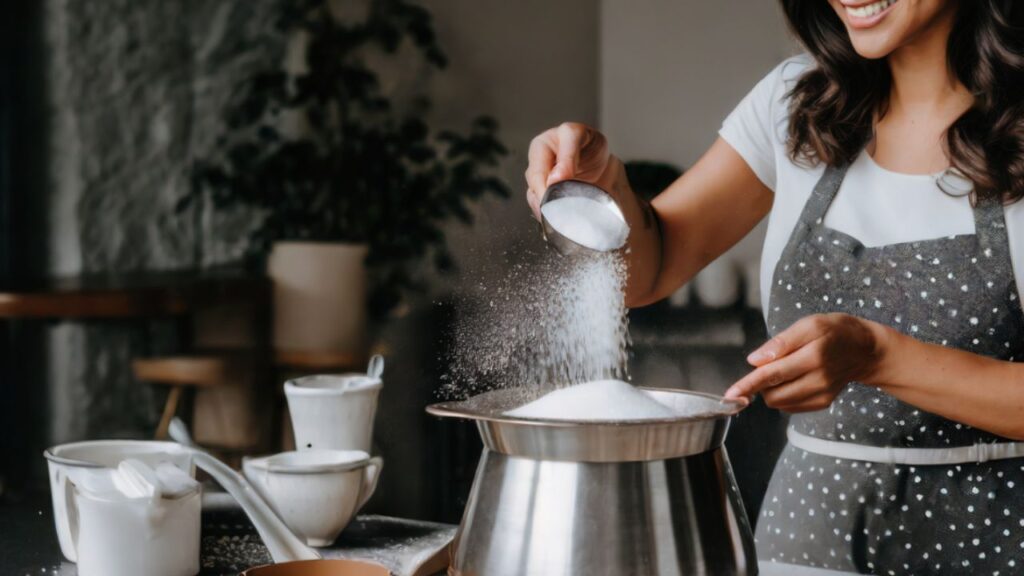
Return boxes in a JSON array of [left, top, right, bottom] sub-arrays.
[[524, 123, 611, 220], [747, 314, 833, 366], [525, 131, 557, 219], [549, 123, 588, 184], [725, 339, 822, 400]]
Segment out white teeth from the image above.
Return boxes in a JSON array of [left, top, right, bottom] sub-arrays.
[[847, 0, 896, 18]]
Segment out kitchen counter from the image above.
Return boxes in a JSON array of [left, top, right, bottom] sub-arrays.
[[4, 491, 864, 575], [0, 492, 455, 575]]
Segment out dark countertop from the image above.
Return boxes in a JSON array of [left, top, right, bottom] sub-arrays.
[[0, 492, 455, 576]]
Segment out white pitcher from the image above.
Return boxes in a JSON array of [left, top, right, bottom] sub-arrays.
[[44, 440, 194, 562], [68, 461, 201, 576]]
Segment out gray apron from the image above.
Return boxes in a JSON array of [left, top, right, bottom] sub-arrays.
[[755, 161, 1024, 574]]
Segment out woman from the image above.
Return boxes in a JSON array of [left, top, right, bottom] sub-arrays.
[[525, 0, 1024, 573]]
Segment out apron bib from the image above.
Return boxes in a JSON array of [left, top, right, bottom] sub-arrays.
[[755, 162, 1024, 574]]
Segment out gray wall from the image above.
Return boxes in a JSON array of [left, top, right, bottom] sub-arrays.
[[600, 0, 795, 167], [40, 0, 284, 444]]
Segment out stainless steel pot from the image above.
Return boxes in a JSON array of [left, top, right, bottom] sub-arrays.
[[427, 387, 757, 576]]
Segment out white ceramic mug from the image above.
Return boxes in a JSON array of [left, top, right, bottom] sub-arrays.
[[285, 374, 382, 452], [243, 449, 383, 547], [43, 440, 194, 562], [70, 464, 201, 576]]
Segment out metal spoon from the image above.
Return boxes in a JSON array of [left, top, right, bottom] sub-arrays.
[[168, 418, 320, 563]]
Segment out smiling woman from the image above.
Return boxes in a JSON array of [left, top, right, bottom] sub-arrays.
[[785, 0, 1024, 203], [524, 0, 1024, 573]]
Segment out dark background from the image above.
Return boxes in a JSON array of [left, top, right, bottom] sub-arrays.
[[1, 0, 48, 494]]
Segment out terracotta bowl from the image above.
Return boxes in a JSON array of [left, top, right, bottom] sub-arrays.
[[241, 559, 392, 576]]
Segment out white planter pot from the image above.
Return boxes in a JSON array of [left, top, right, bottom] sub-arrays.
[[267, 241, 368, 354]]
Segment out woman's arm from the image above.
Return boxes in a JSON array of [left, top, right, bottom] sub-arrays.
[[872, 329, 1024, 440], [726, 313, 1024, 440], [525, 124, 773, 308]]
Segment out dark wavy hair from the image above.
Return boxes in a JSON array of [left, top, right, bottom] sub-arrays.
[[780, 0, 1024, 202]]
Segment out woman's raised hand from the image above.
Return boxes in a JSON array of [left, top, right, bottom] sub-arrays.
[[524, 122, 625, 219]]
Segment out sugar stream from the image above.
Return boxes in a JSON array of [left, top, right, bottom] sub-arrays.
[[442, 249, 630, 399]]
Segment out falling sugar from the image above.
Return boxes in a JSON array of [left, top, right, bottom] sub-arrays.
[[442, 248, 630, 398]]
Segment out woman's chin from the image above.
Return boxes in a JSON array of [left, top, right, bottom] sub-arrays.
[[849, 35, 899, 60]]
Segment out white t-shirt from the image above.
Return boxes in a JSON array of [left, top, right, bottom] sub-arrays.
[[719, 54, 1024, 315]]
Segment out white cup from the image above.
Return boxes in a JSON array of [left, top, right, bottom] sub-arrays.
[[70, 464, 201, 576], [243, 450, 383, 547], [43, 440, 194, 563], [285, 374, 382, 452]]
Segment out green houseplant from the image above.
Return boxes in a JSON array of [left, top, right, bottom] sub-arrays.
[[181, 0, 509, 352]]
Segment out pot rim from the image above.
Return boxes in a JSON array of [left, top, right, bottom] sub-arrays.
[[426, 387, 743, 462], [426, 386, 744, 427]]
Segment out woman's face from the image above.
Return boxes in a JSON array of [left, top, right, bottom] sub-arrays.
[[827, 0, 958, 59]]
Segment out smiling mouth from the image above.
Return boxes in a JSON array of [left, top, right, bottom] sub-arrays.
[[843, 0, 901, 19]]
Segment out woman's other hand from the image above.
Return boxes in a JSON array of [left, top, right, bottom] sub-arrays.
[[724, 313, 892, 413], [524, 122, 625, 219]]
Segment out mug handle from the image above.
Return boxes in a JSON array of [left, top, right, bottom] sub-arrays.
[[62, 470, 81, 562], [356, 456, 383, 511]]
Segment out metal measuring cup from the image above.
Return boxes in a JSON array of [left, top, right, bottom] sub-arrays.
[[539, 180, 630, 256]]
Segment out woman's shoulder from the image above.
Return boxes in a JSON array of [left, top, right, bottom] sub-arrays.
[[738, 54, 815, 126], [740, 54, 815, 146], [767, 53, 815, 96]]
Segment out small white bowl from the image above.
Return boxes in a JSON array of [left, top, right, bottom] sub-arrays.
[[243, 449, 383, 547]]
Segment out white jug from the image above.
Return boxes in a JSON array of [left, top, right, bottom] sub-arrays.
[[67, 461, 201, 576], [44, 439, 194, 562]]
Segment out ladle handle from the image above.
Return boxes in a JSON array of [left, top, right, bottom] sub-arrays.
[[189, 450, 320, 562]]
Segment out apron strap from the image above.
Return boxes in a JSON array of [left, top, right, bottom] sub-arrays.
[[794, 163, 850, 240], [788, 427, 1024, 466], [768, 163, 851, 305], [972, 195, 1022, 302]]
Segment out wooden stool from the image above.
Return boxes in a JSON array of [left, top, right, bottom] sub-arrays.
[[133, 353, 253, 440]]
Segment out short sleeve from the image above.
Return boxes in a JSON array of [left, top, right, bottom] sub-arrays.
[[719, 55, 811, 192]]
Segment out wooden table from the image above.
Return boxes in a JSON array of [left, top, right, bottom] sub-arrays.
[[0, 267, 269, 319], [0, 267, 272, 491]]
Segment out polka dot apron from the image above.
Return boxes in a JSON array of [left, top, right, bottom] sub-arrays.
[[755, 163, 1024, 574]]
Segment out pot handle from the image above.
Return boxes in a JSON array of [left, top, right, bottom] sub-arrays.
[[356, 456, 383, 511]]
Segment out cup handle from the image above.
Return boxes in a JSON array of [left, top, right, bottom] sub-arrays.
[[61, 470, 80, 562], [356, 456, 383, 511]]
